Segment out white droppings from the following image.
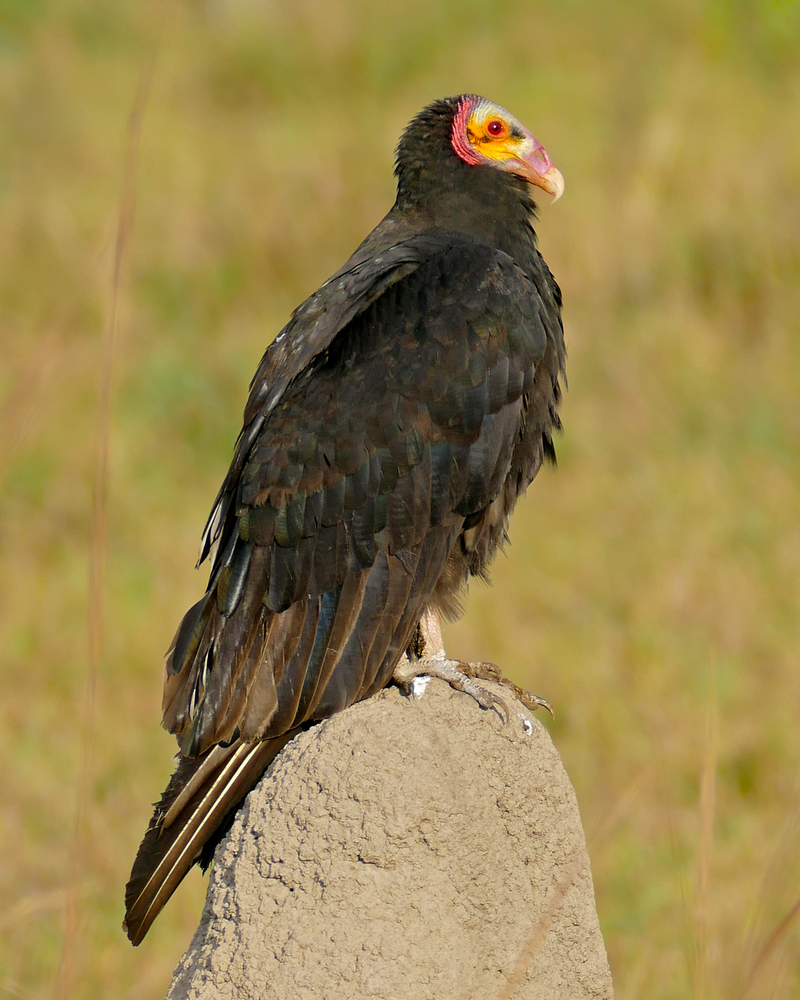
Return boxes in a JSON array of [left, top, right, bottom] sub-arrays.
[[409, 675, 432, 699], [522, 718, 534, 736]]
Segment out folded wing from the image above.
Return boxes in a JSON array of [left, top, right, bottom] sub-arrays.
[[124, 237, 555, 944]]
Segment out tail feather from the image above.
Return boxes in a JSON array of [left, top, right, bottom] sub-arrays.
[[123, 731, 300, 946]]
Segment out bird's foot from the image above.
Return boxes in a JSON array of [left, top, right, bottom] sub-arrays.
[[393, 607, 553, 726], [392, 654, 512, 721], [392, 654, 553, 725]]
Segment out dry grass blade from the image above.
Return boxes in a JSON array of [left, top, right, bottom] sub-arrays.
[[0, 980, 33, 1000], [489, 763, 649, 1000], [0, 328, 63, 480], [0, 889, 71, 933], [692, 655, 719, 999], [51, 45, 159, 1000], [587, 765, 651, 850], [738, 895, 800, 999], [491, 850, 584, 1000]]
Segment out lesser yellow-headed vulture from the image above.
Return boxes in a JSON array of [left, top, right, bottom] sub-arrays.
[[124, 94, 565, 944]]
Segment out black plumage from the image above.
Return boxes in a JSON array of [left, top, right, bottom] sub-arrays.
[[124, 94, 566, 944]]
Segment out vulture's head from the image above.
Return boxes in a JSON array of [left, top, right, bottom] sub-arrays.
[[395, 95, 563, 228]]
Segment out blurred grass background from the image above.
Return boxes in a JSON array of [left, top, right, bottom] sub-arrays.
[[1, 0, 799, 997]]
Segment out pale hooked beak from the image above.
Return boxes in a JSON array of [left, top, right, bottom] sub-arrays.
[[503, 136, 565, 202], [531, 163, 565, 201]]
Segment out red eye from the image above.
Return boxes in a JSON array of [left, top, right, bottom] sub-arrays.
[[487, 119, 504, 136]]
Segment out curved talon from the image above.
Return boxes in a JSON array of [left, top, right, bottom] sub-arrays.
[[520, 691, 555, 719], [466, 683, 510, 723], [460, 660, 554, 720]]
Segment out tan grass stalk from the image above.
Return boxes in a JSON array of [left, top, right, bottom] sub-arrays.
[[0, 328, 63, 479], [0, 889, 72, 933], [587, 765, 651, 849], [655, 727, 696, 994], [0, 979, 33, 1000], [693, 654, 718, 1000], [492, 850, 585, 1000], [738, 894, 800, 999], [52, 47, 158, 1000], [491, 762, 649, 1000]]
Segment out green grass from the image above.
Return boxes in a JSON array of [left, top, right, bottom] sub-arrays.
[[1, 1, 799, 996]]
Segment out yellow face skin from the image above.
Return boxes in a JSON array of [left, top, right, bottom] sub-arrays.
[[466, 108, 528, 162], [460, 99, 564, 201]]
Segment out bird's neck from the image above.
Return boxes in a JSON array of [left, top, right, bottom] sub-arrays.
[[394, 167, 539, 264]]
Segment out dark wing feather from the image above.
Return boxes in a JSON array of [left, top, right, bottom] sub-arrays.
[[125, 237, 560, 943]]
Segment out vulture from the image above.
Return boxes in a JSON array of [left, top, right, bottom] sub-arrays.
[[124, 94, 566, 945]]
